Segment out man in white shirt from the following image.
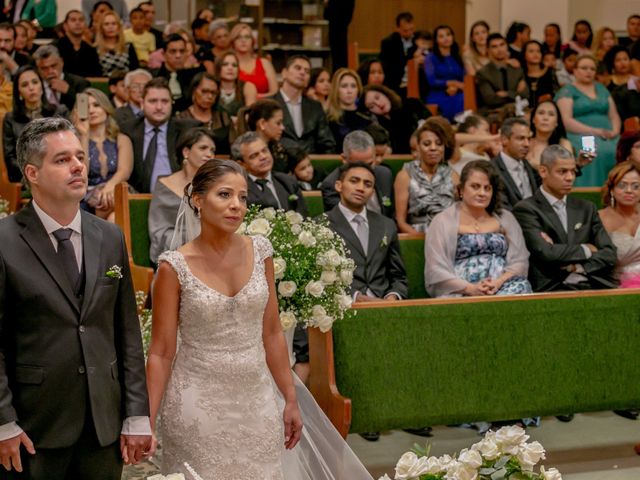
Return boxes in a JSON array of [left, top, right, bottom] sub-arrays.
[[513, 145, 617, 292], [492, 117, 540, 210], [0, 118, 152, 477]]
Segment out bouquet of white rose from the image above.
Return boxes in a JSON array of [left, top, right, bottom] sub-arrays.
[[239, 206, 355, 332], [380, 425, 562, 480]]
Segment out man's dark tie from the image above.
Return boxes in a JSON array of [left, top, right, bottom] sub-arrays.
[[500, 67, 509, 91], [53, 228, 80, 292], [143, 127, 160, 188], [255, 178, 280, 208]]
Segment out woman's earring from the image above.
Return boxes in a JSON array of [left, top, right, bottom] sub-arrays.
[[611, 197, 616, 208]]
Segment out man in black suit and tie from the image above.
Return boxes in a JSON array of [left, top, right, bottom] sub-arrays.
[[0, 118, 152, 478], [321, 130, 394, 218], [272, 55, 336, 154], [513, 145, 617, 292], [33, 44, 90, 111], [492, 117, 540, 210], [149, 34, 204, 113], [379, 12, 417, 98], [231, 131, 307, 216], [476, 33, 529, 114], [123, 78, 199, 193]]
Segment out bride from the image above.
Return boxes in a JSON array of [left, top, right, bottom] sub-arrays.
[[146, 159, 373, 479]]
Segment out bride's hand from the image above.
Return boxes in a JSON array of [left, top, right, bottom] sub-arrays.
[[283, 401, 303, 450]]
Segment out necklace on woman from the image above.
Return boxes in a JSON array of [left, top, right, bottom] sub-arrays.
[[462, 206, 490, 232]]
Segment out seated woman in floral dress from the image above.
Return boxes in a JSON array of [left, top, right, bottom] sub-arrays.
[[424, 159, 532, 297]]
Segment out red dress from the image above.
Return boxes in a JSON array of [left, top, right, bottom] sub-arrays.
[[239, 57, 269, 94]]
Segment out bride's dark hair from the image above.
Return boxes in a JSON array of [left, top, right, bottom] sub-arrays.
[[186, 159, 247, 214]]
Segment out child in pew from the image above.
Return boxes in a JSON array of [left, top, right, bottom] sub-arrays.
[[287, 147, 325, 190]]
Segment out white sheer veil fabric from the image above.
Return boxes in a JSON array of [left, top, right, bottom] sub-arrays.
[[168, 197, 373, 479]]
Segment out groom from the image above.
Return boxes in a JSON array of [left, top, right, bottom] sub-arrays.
[[0, 118, 152, 479]]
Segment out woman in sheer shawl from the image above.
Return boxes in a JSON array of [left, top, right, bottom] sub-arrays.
[[424, 160, 531, 297]]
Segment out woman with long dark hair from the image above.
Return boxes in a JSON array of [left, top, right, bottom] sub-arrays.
[[522, 40, 559, 108], [527, 99, 572, 170], [569, 20, 593, 55], [424, 25, 464, 121]]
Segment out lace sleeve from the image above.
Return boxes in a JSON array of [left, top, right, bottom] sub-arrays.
[[252, 235, 274, 262], [158, 250, 188, 286], [555, 84, 575, 100]]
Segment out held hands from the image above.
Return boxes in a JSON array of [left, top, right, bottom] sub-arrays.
[[0, 432, 35, 472], [119, 434, 154, 465], [283, 400, 303, 450]]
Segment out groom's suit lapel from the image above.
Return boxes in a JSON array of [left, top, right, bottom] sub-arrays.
[[80, 211, 102, 323], [17, 203, 81, 314]]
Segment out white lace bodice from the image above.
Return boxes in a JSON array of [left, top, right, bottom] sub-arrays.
[[610, 227, 640, 277]]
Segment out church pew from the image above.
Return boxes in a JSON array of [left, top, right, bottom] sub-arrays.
[[302, 190, 324, 217], [308, 289, 640, 438], [88, 77, 110, 96], [310, 154, 414, 180], [569, 187, 602, 208]]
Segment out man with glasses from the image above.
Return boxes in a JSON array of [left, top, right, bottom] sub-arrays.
[[115, 68, 152, 128], [513, 145, 617, 291]]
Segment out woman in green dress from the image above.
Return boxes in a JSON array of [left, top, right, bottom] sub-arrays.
[[555, 54, 621, 186]]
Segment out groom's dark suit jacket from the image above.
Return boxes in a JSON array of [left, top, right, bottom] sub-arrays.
[[492, 154, 541, 211], [513, 189, 618, 292], [327, 205, 407, 299], [0, 203, 149, 448]]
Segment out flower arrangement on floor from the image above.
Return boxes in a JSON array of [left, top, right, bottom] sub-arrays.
[[379, 425, 562, 480], [239, 206, 355, 332], [136, 290, 152, 357]]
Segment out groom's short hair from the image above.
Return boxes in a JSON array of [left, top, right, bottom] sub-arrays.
[[17, 117, 79, 181]]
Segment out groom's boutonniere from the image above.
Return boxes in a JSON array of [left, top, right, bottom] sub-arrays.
[[380, 234, 389, 248], [381, 196, 392, 208], [288, 193, 299, 202], [574, 222, 583, 231], [105, 265, 123, 280]]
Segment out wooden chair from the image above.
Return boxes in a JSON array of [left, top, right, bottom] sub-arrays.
[[113, 183, 154, 300], [406, 58, 420, 99], [463, 74, 477, 112], [347, 41, 359, 70], [0, 113, 22, 213], [624, 116, 640, 132]]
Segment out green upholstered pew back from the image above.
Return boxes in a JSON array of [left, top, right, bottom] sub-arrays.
[[569, 187, 602, 208], [302, 191, 324, 217], [329, 291, 640, 434], [310, 155, 413, 181], [129, 197, 152, 267], [398, 234, 428, 299], [89, 77, 110, 96]]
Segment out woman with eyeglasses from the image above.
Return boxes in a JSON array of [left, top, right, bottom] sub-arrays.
[[555, 54, 620, 186], [176, 72, 235, 155]]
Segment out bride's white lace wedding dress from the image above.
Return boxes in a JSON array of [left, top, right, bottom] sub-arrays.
[[158, 235, 373, 480]]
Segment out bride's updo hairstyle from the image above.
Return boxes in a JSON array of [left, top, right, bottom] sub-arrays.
[[186, 159, 248, 214]]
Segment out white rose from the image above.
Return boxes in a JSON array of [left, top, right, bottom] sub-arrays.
[[516, 441, 545, 471], [437, 454, 455, 470], [320, 269, 337, 285], [458, 448, 482, 469], [394, 452, 419, 480], [236, 222, 247, 235], [495, 425, 529, 455], [339, 268, 354, 285], [411, 456, 446, 476], [377, 475, 392, 480], [335, 293, 353, 310], [317, 226, 335, 240], [325, 249, 342, 267], [444, 460, 477, 480], [165, 475, 186, 480], [311, 304, 327, 319], [262, 207, 276, 220], [247, 218, 271, 236], [472, 433, 501, 460], [279, 311, 297, 330], [540, 466, 562, 480], [278, 281, 297, 297], [285, 210, 304, 225], [315, 313, 334, 332], [273, 257, 286, 280], [298, 230, 316, 247], [291, 224, 302, 235], [305, 280, 324, 298]]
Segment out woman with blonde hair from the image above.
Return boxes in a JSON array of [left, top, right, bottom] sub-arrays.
[[230, 23, 278, 98], [592, 27, 618, 62], [74, 87, 133, 220], [94, 10, 139, 76], [327, 67, 371, 147]]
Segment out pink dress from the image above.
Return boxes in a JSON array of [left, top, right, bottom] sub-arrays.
[[610, 228, 640, 288]]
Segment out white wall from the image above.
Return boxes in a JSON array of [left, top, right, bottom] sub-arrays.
[[56, 0, 148, 23]]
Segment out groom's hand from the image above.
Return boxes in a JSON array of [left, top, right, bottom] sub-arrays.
[[0, 432, 35, 472], [119, 434, 153, 465]]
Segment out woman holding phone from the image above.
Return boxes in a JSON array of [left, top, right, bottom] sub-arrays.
[[555, 53, 620, 186]]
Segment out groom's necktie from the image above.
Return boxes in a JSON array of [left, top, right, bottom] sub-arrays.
[[53, 228, 80, 292], [352, 214, 369, 255]]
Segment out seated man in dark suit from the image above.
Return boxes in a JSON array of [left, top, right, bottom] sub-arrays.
[[231, 131, 307, 216], [33, 44, 89, 111], [321, 130, 394, 218], [513, 145, 617, 292], [115, 68, 152, 128], [492, 117, 540, 210], [476, 33, 529, 114], [272, 54, 336, 154], [122, 77, 199, 193], [149, 33, 204, 113]]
